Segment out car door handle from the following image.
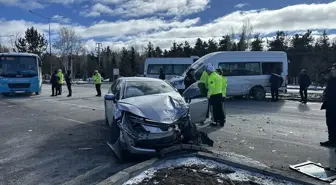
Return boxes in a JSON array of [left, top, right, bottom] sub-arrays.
[[203, 100, 207, 104]]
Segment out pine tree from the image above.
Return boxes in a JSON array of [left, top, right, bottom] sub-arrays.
[[130, 47, 138, 75], [145, 42, 154, 57], [15, 27, 47, 57], [251, 34, 263, 51], [183, 41, 192, 57], [207, 39, 218, 53], [120, 47, 132, 76], [267, 31, 288, 51], [218, 35, 232, 51]]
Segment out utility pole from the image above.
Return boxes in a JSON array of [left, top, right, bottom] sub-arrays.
[[0, 34, 14, 53], [95, 42, 102, 68]]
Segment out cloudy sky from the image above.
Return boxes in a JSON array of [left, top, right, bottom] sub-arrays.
[[0, 0, 335, 52]]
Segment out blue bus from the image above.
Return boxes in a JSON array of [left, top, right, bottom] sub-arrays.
[[0, 53, 43, 96]]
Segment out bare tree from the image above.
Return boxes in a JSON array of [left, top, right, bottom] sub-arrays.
[[53, 27, 83, 75], [237, 19, 253, 51]]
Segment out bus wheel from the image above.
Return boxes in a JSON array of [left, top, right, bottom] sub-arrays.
[[251, 86, 265, 101], [35, 92, 40, 95]]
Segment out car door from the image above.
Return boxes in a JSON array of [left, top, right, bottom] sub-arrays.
[[105, 80, 120, 126], [182, 81, 208, 124]]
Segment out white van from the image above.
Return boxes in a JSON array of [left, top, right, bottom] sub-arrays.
[[144, 56, 199, 79], [169, 51, 288, 100]]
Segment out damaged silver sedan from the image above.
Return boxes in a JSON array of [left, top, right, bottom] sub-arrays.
[[104, 77, 212, 160]]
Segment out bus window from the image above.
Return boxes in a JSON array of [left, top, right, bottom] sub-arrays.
[[148, 64, 173, 75], [218, 62, 260, 76], [262, 62, 283, 74], [173, 64, 188, 75]]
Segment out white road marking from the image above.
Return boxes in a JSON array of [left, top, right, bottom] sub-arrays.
[[44, 99, 104, 110], [59, 116, 108, 130]]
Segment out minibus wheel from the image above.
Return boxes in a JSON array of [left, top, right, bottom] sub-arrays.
[[251, 86, 265, 101]]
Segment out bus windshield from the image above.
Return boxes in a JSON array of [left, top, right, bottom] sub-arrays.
[[0, 56, 38, 77]]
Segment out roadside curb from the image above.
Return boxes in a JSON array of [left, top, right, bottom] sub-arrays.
[[97, 149, 320, 185]]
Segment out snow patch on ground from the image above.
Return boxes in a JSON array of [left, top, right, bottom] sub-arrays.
[[213, 151, 269, 168], [123, 157, 300, 185]]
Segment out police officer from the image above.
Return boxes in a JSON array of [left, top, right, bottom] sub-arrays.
[[321, 64, 336, 147], [200, 65, 211, 122], [65, 70, 72, 97], [93, 70, 102, 97], [50, 70, 58, 96], [57, 69, 64, 95], [207, 64, 225, 126], [216, 67, 228, 124]]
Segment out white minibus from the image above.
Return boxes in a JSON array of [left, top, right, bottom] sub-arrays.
[[169, 51, 288, 100]]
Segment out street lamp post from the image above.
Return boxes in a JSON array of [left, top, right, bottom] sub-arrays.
[[29, 10, 52, 74]]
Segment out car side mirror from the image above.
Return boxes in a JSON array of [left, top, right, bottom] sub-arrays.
[[104, 93, 116, 103]]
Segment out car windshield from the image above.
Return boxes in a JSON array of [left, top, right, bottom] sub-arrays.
[[0, 56, 38, 76], [124, 80, 175, 99]]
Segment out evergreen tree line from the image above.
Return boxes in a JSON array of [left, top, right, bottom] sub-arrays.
[[2, 27, 336, 83]]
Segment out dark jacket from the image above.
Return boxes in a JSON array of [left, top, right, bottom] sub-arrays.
[[50, 74, 58, 85], [159, 71, 165, 80], [321, 77, 336, 110], [65, 73, 71, 84], [184, 72, 196, 89], [269, 73, 283, 88], [299, 73, 311, 88]]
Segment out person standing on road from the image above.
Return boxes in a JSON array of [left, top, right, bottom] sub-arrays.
[[269, 69, 283, 102], [200, 65, 211, 122], [159, 68, 165, 80], [65, 70, 72, 97], [320, 64, 336, 147], [299, 69, 311, 104], [216, 67, 227, 125], [57, 69, 64, 95], [184, 68, 196, 89], [93, 70, 102, 97], [207, 64, 225, 127], [50, 70, 58, 97]]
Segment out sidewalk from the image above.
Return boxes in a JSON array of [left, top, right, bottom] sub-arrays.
[[287, 85, 325, 90]]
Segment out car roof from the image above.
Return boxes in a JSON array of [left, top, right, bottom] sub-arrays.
[[119, 77, 165, 83]]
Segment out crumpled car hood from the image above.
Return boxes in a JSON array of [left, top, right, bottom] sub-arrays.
[[117, 92, 189, 124]]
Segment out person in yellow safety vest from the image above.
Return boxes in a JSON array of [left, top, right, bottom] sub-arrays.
[[93, 70, 102, 97], [57, 69, 64, 95], [216, 68, 227, 124], [200, 64, 211, 121], [206, 64, 225, 127]]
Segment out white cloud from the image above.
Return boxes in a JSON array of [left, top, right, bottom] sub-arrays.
[[82, 0, 210, 17], [234, 3, 248, 8], [0, 0, 44, 9], [2, 2, 336, 52], [52, 15, 71, 24]]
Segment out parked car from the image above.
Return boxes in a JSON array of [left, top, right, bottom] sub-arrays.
[[104, 77, 212, 160]]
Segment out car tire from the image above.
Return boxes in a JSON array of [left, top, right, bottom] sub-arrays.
[[252, 86, 266, 101]]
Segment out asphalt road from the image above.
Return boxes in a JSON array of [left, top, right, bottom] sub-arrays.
[[0, 84, 331, 185]]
